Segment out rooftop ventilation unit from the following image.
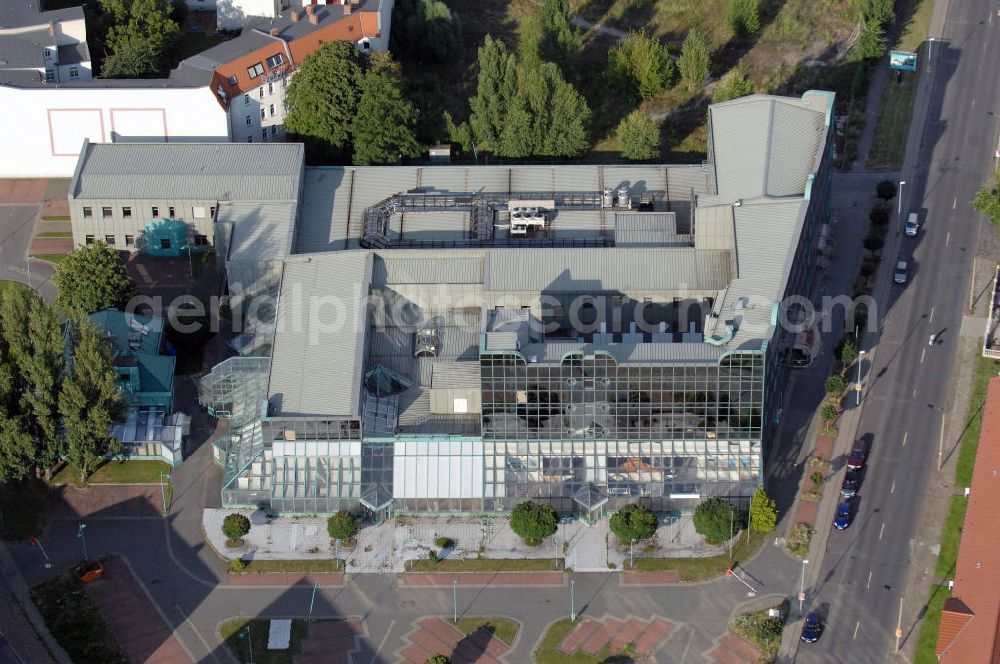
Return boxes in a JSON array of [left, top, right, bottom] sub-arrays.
[[602, 187, 614, 209], [414, 325, 439, 358], [509, 207, 547, 236], [617, 185, 631, 210]]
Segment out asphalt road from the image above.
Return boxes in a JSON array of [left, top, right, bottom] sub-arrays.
[[797, 0, 1000, 660], [0, 204, 56, 301]]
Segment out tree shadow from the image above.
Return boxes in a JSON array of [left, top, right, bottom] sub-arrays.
[[709, 0, 789, 77]]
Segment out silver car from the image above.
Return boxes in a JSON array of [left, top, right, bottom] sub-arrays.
[[894, 260, 908, 284]]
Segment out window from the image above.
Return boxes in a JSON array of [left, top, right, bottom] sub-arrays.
[[104, 235, 116, 245], [260, 108, 265, 120], [69, 66, 79, 79], [160, 238, 171, 250], [85, 234, 95, 245], [192, 206, 206, 219], [268, 82, 273, 95], [360, 39, 371, 51], [262, 130, 267, 141], [246, 115, 252, 126], [151, 206, 159, 217], [269, 104, 275, 117], [125, 235, 134, 247], [210, 206, 216, 218], [168, 206, 175, 217], [122, 206, 132, 218], [259, 87, 264, 98], [194, 234, 209, 246], [243, 94, 249, 106], [44, 49, 53, 58], [101, 207, 112, 218], [228, 75, 238, 86], [246, 62, 264, 79], [247, 136, 253, 143], [270, 126, 277, 137], [82, 207, 92, 218], [266, 53, 284, 68], [44, 70, 54, 82]]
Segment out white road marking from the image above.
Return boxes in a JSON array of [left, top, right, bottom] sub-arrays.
[[854, 621, 861, 639], [953, 197, 958, 209], [903, 431, 908, 447], [946, 231, 951, 246], [972, 98, 977, 109], [879, 522, 886, 540], [867, 570, 873, 589], [930, 307, 935, 323], [913, 388, 918, 398], [921, 348, 926, 363], [370, 619, 396, 664], [891, 480, 896, 494]]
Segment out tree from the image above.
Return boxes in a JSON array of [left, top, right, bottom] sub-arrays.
[[840, 340, 858, 367], [972, 175, 1000, 226], [99, 0, 180, 78], [692, 497, 738, 545], [351, 72, 422, 165], [0, 412, 35, 483], [327, 510, 359, 541], [538, 0, 582, 62], [425, 656, 450, 664], [59, 319, 124, 483], [222, 513, 251, 540], [876, 180, 898, 200], [856, 0, 894, 59], [749, 485, 778, 533], [869, 204, 890, 225], [285, 41, 365, 162], [393, 0, 461, 63], [509, 500, 558, 544], [53, 242, 137, 316], [728, 0, 760, 37], [616, 110, 660, 161], [862, 232, 884, 254], [609, 504, 658, 542], [712, 70, 756, 103], [678, 29, 710, 90], [469, 36, 519, 150], [820, 400, 839, 423], [497, 62, 590, 158], [825, 373, 846, 394], [609, 31, 675, 101], [442, 111, 474, 154]]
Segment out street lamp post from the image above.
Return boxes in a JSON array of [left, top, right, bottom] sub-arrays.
[[570, 578, 576, 622], [856, 350, 868, 406], [240, 625, 254, 664], [630, 539, 636, 569], [898, 181, 906, 221], [928, 404, 947, 470], [308, 581, 319, 622], [77, 523, 88, 561], [799, 559, 809, 614], [452, 579, 458, 623]]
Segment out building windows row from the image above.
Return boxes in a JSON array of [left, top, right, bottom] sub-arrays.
[[266, 53, 284, 69], [247, 62, 264, 79], [84, 234, 135, 247], [82, 205, 187, 220]]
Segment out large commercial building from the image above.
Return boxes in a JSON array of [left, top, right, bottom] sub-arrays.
[[71, 91, 835, 518]]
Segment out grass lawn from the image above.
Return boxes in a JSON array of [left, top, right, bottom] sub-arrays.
[[32, 569, 129, 664], [730, 599, 788, 661], [50, 460, 171, 485], [406, 557, 563, 573], [31, 254, 68, 264], [914, 584, 951, 664], [631, 530, 765, 582], [0, 280, 28, 294], [40, 215, 71, 221], [865, 67, 920, 170], [455, 617, 520, 646], [954, 353, 1000, 488], [233, 558, 343, 575], [0, 478, 50, 541], [36, 231, 72, 238], [534, 617, 643, 664], [934, 495, 967, 579], [219, 617, 308, 664]]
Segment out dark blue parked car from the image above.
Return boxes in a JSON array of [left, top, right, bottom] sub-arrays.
[[834, 500, 853, 530]]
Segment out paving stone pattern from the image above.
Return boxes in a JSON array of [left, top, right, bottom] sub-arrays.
[[398, 618, 511, 664], [85, 557, 190, 664], [706, 632, 764, 664], [294, 620, 364, 664], [558, 616, 673, 659]]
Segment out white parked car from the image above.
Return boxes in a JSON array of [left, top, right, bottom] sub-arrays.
[[905, 212, 919, 237], [894, 260, 908, 284]]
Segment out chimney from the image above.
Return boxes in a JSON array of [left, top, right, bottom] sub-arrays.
[[48, 21, 56, 35], [269, 27, 279, 36], [342, 2, 351, 13], [290, 8, 301, 21], [308, 12, 320, 24], [304, 4, 314, 14]]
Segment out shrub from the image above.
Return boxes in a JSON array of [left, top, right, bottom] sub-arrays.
[[862, 233, 885, 253], [693, 497, 739, 545], [840, 340, 858, 367], [820, 401, 839, 423], [787, 522, 813, 557], [869, 204, 890, 225], [808, 457, 832, 469], [427, 549, 439, 563], [425, 656, 450, 664], [728, 0, 760, 36], [609, 504, 658, 542], [222, 513, 251, 540], [825, 374, 846, 394], [509, 500, 558, 545], [749, 485, 777, 533], [228, 558, 246, 573], [327, 511, 359, 541], [434, 536, 453, 549], [876, 180, 897, 200], [810, 472, 824, 487]]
